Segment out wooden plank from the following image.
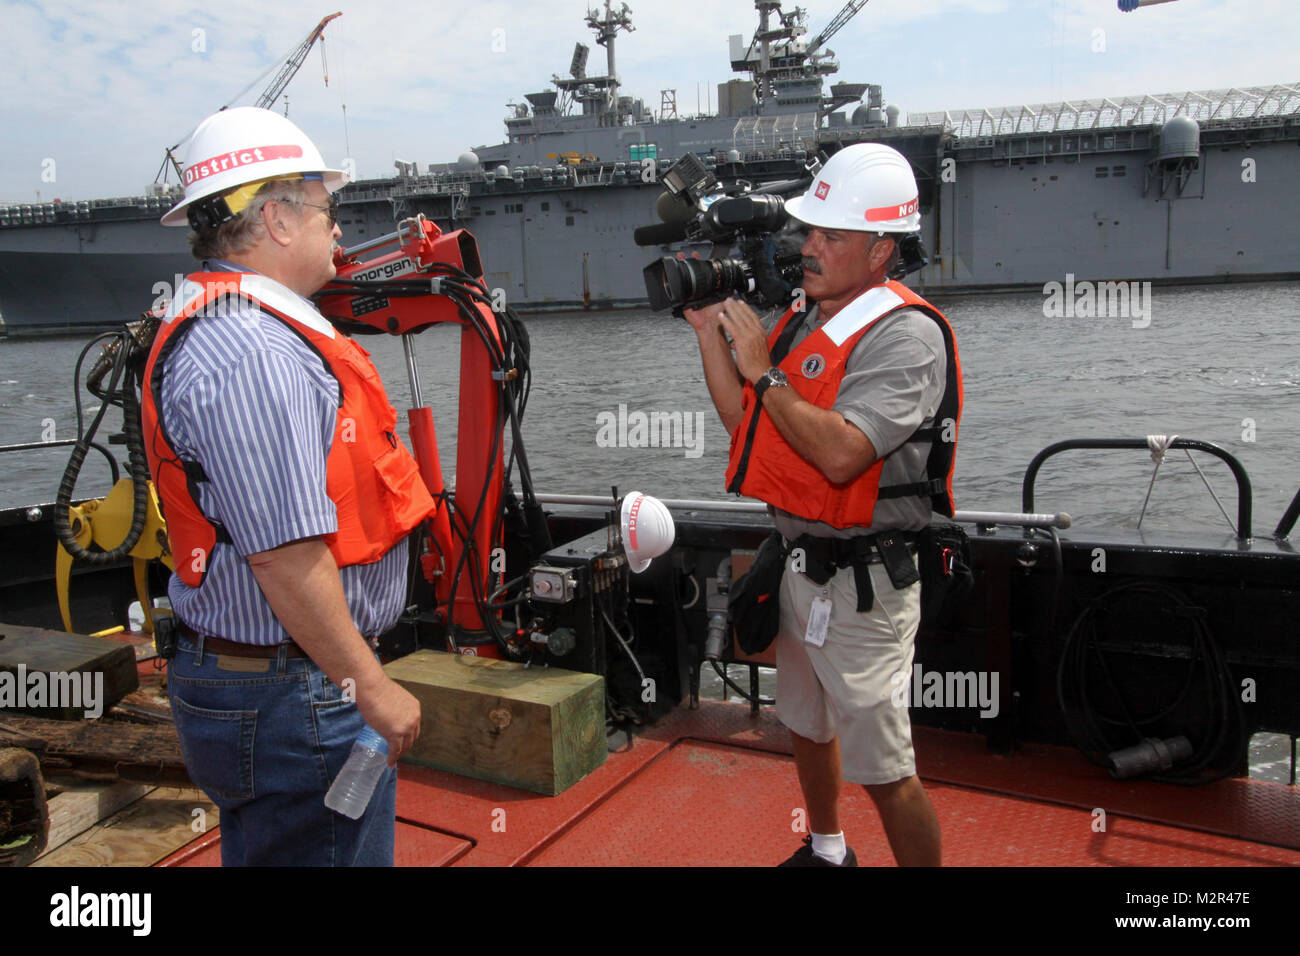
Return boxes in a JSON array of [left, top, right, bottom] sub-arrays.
[[0, 624, 138, 719], [386, 650, 606, 795], [34, 787, 218, 867], [0, 714, 190, 785], [38, 780, 153, 858]]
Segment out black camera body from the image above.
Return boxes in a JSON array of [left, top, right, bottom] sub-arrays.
[[637, 153, 928, 317], [637, 155, 805, 316]]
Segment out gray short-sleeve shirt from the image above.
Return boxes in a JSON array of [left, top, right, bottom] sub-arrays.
[[770, 301, 947, 538]]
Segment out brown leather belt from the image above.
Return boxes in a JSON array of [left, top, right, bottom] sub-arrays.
[[178, 623, 308, 659]]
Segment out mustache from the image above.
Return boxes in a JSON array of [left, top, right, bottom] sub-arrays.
[[801, 256, 822, 275]]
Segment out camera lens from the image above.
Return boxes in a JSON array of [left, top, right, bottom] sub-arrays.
[[643, 257, 755, 312]]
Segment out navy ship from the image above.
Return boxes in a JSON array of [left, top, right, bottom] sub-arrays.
[[0, 0, 1297, 334]]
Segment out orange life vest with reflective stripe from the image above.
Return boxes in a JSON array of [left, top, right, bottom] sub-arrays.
[[140, 271, 438, 588], [725, 280, 962, 529]]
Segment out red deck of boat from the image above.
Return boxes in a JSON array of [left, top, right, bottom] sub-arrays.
[[156, 699, 1300, 867]]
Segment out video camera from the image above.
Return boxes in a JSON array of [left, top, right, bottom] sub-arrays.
[[635, 154, 805, 316], [636, 152, 930, 316]]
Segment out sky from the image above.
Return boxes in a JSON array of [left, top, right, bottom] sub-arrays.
[[0, 0, 1296, 202]]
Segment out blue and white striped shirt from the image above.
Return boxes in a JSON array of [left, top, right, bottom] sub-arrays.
[[160, 261, 409, 644]]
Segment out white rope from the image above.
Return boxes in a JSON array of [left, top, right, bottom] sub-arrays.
[[1146, 434, 1178, 463], [1137, 434, 1177, 529]]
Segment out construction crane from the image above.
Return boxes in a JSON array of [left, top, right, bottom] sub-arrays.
[[158, 12, 343, 187], [256, 12, 342, 111], [806, 0, 870, 57]]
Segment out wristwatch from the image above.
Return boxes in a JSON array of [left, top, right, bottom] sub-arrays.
[[753, 367, 789, 403]]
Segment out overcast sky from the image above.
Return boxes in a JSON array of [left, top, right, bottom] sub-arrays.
[[1, 0, 1295, 202]]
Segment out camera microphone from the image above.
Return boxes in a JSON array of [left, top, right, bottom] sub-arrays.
[[633, 221, 690, 247]]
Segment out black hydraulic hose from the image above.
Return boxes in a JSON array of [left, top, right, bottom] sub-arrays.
[[1056, 580, 1246, 785], [54, 331, 151, 564], [326, 268, 545, 649], [710, 660, 775, 707], [437, 283, 521, 653]]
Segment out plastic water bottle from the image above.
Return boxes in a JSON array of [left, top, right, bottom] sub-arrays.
[[324, 726, 389, 819]]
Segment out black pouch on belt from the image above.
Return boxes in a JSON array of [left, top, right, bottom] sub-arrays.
[[916, 521, 974, 628], [729, 531, 789, 655]]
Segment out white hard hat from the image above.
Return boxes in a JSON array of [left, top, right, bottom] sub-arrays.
[[620, 492, 676, 574], [785, 143, 921, 234], [161, 106, 349, 227]]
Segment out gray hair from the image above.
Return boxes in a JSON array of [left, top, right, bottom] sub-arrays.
[[188, 179, 310, 261], [867, 231, 902, 275]]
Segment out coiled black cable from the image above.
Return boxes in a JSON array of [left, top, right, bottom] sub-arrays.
[[1056, 579, 1246, 784]]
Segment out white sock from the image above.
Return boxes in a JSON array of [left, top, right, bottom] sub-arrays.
[[811, 831, 846, 865]]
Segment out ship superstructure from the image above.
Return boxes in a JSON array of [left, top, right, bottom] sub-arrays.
[[0, 2, 1297, 333]]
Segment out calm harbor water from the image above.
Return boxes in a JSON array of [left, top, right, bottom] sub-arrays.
[[2, 281, 1298, 783], [5, 280, 1298, 527]]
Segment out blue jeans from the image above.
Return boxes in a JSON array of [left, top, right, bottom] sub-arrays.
[[167, 635, 397, 866]]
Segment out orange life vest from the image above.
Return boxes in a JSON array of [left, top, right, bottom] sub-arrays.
[[140, 270, 438, 588], [725, 279, 962, 529]]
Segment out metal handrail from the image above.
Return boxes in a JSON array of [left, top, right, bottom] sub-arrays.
[[1276, 486, 1300, 540], [0, 440, 120, 485], [1021, 438, 1252, 540], [534, 493, 1071, 529]]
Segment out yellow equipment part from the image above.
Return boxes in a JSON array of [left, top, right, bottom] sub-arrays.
[[57, 478, 174, 636]]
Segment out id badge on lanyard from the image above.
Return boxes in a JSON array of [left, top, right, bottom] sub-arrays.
[[805, 590, 832, 647]]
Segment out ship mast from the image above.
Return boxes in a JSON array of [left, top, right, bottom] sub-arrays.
[[585, 1, 635, 125], [729, 1, 875, 119]]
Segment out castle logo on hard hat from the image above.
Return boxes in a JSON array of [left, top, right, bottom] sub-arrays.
[[866, 197, 918, 222], [183, 145, 306, 187], [802, 354, 826, 379], [814, 181, 831, 201]]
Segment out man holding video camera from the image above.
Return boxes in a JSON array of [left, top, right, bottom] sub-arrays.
[[686, 143, 961, 867]]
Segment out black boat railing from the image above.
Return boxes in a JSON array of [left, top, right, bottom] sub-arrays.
[[1275, 486, 1300, 541], [0, 440, 120, 485], [1022, 438, 1252, 540]]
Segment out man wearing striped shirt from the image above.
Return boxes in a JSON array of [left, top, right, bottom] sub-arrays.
[[145, 108, 431, 865]]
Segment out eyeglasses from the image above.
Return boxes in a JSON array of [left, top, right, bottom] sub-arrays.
[[299, 194, 340, 227]]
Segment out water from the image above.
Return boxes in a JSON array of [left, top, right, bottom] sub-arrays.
[[2, 282, 1297, 784], [5, 281, 1298, 532]]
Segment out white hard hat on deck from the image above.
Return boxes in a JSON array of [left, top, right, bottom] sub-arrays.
[[161, 106, 349, 228], [620, 492, 675, 574], [785, 143, 921, 234]]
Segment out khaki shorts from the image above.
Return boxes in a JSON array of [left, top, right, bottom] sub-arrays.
[[774, 561, 920, 785]]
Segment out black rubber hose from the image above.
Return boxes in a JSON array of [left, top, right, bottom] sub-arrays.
[[53, 332, 151, 564], [1056, 580, 1246, 785]]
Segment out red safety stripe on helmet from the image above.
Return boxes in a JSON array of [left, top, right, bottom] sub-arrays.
[[626, 495, 642, 549], [865, 197, 918, 222], [182, 145, 306, 186]]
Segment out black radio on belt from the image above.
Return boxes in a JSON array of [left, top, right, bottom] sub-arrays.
[[153, 615, 179, 661], [874, 532, 921, 591]]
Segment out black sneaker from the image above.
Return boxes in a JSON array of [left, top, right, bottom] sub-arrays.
[[777, 836, 859, 867]]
